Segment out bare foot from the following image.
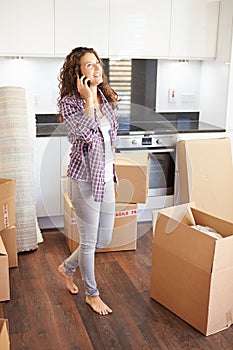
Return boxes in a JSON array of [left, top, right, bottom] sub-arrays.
[[58, 265, 78, 294], [85, 295, 112, 315]]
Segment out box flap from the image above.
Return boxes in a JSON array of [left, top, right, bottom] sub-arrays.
[[157, 203, 196, 227], [0, 319, 10, 350], [0, 178, 16, 202], [0, 226, 18, 268], [177, 138, 233, 221], [212, 237, 233, 271], [0, 236, 7, 256], [115, 152, 149, 168], [154, 207, 216, 273], [191, 207, 233, 237]]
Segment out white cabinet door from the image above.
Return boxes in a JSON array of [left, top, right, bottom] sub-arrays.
[[109, 0, 171, 58], [35, 137, 61, 217], [54, 0, 109, 57], [0, 0, 54, 56], [60, 137, 71, 213], [170, 0, 220, 59], [216, 0, 233, 63]]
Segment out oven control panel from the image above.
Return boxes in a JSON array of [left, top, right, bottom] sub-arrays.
[[116, 134, 177, 149]]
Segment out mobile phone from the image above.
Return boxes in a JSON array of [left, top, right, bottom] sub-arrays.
[[78, 71, 90, 87]]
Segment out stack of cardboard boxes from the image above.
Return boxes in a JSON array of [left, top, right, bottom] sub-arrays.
[[0, 178, 18, 302], [63, 152, 150, 253], [150, 137, 233, 336], [0, 178, 18, 349]]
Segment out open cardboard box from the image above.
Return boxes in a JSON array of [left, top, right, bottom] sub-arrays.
[[115, 152, 150, 204], [0, 319, 10, 350], [150, 203, 233, 336], [63, 192, 137, 253], [0, 236, 10, 302], [0, 226, 18, 268], [0, 178, 16, 232], [176, 137, 233, 221]]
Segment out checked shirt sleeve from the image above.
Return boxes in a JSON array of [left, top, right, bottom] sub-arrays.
[[59, 95, 99, 144]]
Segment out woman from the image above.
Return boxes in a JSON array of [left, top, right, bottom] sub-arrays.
[[57, 47, 119, 316]]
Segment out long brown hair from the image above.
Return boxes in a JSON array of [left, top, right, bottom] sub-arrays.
[[58, 47, 119, 122]]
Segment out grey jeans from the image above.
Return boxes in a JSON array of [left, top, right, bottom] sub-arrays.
[[62, 179, 115, 296]]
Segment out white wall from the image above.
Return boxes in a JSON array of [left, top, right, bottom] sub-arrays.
[[199, 60, 230, 128], [156, 59, 201, 112], [0, 57, 63, 114], [0, 57, 203, 116], [0, 56, 230, 130]]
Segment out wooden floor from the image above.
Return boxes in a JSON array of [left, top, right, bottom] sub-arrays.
[[1, 223, 233, 350]]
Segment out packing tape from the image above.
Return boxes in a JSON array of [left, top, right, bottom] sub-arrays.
[[64, 208, 138, 224], [115, 209, 138, 218], [3, 203, 9, 229], [64, 211, 76, 225]]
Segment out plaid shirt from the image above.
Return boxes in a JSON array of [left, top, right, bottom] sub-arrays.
[[59, 89, 119, 202]]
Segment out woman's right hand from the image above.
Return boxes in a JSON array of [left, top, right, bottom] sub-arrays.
[[77, 75, 93, 102], [77, 75, 95, 118]]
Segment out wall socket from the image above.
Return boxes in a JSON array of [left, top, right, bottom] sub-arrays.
[[168, 88, 176, 103], [181, 93, 195, 103]]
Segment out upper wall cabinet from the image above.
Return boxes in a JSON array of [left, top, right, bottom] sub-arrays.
[[216, 0, 233, 63], [170, 0, 220, 59], [108, 0, 172, 58], [0, 0, 220, 60], [0, 0, 54, 56], [54, 0, 109, 57]]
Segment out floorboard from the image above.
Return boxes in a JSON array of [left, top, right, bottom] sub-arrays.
[[1, 224, 233, 350]]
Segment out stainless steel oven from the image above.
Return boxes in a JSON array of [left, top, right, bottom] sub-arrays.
[[116, 133, 177, 221]]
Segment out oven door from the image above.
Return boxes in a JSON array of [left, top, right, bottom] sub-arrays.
[[117, 147, 175, 197]]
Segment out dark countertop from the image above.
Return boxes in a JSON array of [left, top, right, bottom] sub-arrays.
[[36, 120, 225, 137], [178, 121, 225, 133], [36, 113, 225, 137]]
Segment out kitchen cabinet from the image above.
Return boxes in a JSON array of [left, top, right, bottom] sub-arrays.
[[0, 0, 54, 56], [170, 0, 220, 59], [216, 0, 233, 63], [0, 0, 220, 60], [109, 0, 171, 58], [54, 0, 109, 57], [35, 137, 61, 217], [60, 136, 71, 211], [109, 0, 219, 59], [35, 136, 71, 228]]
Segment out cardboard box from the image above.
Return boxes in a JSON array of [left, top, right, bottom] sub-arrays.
[[63, 192, 77, 253], [115, 152, 150, 204], [176, 138, 233, 221], [150, 203, 233, 336], [0, 236, 10, 302], [0, 319, 10, 350], [63, 192, 137, 253], [99, 202, 137, 252], [0, 226, 18, 268], [0, 178, 16, 232]]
